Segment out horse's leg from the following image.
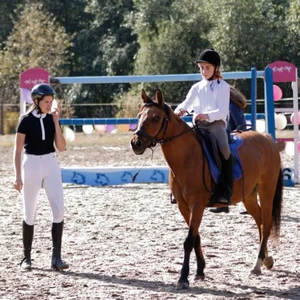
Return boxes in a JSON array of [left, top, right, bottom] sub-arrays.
[[243, 190, 264, 274], [244, 190, 262, 239], [176, 202, 192, 289], [259, 188, 276, 271], [194, 233, 205, 280], [177, 204, 205, 289], [249, 189, 274, 275], [177, 228, 194, 289]]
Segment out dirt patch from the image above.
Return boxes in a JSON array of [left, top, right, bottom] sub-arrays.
[[0, 132, 299, 299]]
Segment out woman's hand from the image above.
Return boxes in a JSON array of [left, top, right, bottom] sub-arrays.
[[53, 106, 67, 152], [52, 107, 61, 123], [13, 177, 23, 193]]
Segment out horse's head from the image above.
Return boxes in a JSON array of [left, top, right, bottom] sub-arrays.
[[131, 89, 171, 155]]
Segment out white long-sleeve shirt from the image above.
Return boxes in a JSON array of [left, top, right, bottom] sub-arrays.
[[174, 78, 230, 124]]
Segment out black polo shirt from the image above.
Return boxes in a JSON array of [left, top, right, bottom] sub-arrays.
[[17, 112, 56, 155]]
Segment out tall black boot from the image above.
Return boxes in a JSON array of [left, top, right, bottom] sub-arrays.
[[220, 154, 233, 204], [51, 221, 69, 270], [20, 221, 34, 270], [214, 154, 233, 205]]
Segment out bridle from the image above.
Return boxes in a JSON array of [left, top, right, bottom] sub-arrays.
[[133, 100, 213, 194], [134, 101, 194, 148]]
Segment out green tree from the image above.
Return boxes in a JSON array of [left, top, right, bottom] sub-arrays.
[[0, 2, 71, 82], [133, 0, 211, 103], [36, 0, 93, 74], [285, 0, 300, 70], [0, 1, 19, 48], [206, 0, 290, 97], [63, 0, 138, 118], [0, 2, 72, 134]]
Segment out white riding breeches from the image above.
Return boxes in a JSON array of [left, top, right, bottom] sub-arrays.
[[22, 153, 64, 225]]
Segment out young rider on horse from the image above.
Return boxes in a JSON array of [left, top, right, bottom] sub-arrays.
[[175, 48, 233, 205]]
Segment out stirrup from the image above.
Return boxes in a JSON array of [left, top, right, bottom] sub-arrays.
[[216, 197, 231, 205], [207, 194, 230, 207]]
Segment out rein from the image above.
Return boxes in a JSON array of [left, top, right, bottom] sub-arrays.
[[134, 102, 195, 147]]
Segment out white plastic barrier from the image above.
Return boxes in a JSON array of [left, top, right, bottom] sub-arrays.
[[61, 166, 169, 186]]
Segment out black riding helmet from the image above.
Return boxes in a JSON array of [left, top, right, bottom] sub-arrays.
[[31, 84, 55, 101], [195, 48, 221, 67]]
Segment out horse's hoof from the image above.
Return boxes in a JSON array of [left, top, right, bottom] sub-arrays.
[[250, 267, 262, 275], [264, 256, 274, 270], [195, 274, 205, 281], [177, 280, 189, 289]]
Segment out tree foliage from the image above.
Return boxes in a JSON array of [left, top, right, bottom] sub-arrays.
[[285, 0, 300, 67], [0, 2, 71, 87], [62, 0, 139, 118], [132, 0, 211, 102], [0, 0, 300, 127], [204, 0, 292, 97], [0, 1, 18, 48], [0, 2, 72, 134]]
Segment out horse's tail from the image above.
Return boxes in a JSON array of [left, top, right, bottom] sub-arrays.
[[272, 168, 284, 237]]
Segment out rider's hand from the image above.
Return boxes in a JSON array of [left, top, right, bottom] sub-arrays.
[[195, 113, 209, 121], [176, 109, 187, 117]]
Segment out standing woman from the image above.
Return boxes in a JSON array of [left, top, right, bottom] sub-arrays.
[[175, 48, 233, 205], [13, 84, 69, 271]]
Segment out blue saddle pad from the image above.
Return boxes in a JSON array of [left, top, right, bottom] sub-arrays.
[[202, 135, 243, 184]]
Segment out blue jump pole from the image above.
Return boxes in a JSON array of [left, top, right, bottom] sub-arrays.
[[59, 114, 265, 126], [250, 67, 257, 131], [264, 67, 276, 140]]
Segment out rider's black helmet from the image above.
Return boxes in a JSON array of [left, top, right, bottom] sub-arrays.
[[195, 48, 221, 66], [31, 84, 55, 100]]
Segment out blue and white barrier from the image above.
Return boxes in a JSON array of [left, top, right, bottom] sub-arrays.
[[61, 166, 169, 186], [283, 167, 295, 187], [61, 166, 294, 187]]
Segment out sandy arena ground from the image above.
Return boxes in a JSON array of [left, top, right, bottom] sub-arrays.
[[0, 131, 299, 300]]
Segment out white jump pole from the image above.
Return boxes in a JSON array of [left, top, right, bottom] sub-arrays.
[[291, 68, 299, 183]]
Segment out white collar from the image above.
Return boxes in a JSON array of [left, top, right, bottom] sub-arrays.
[[32, 110, 47, 140], [32, 110, 47, 119]]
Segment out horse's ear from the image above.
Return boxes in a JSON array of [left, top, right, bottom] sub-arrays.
[[155, 89, 164, 106], [141, 89, 151, 104]]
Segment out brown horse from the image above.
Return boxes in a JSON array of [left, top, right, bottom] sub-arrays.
[[130, 89, 283, 289]]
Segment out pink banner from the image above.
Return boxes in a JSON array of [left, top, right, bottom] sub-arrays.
[[268, 61, 296, 83], [19, 68, 50, 89]]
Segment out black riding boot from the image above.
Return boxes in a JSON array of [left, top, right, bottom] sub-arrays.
[[20, 221, 34, 270], [51, 221, 69, 270], [209, 207, 229, 213], [214, 154, 233, 205], [220, 154, 233, 204]]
